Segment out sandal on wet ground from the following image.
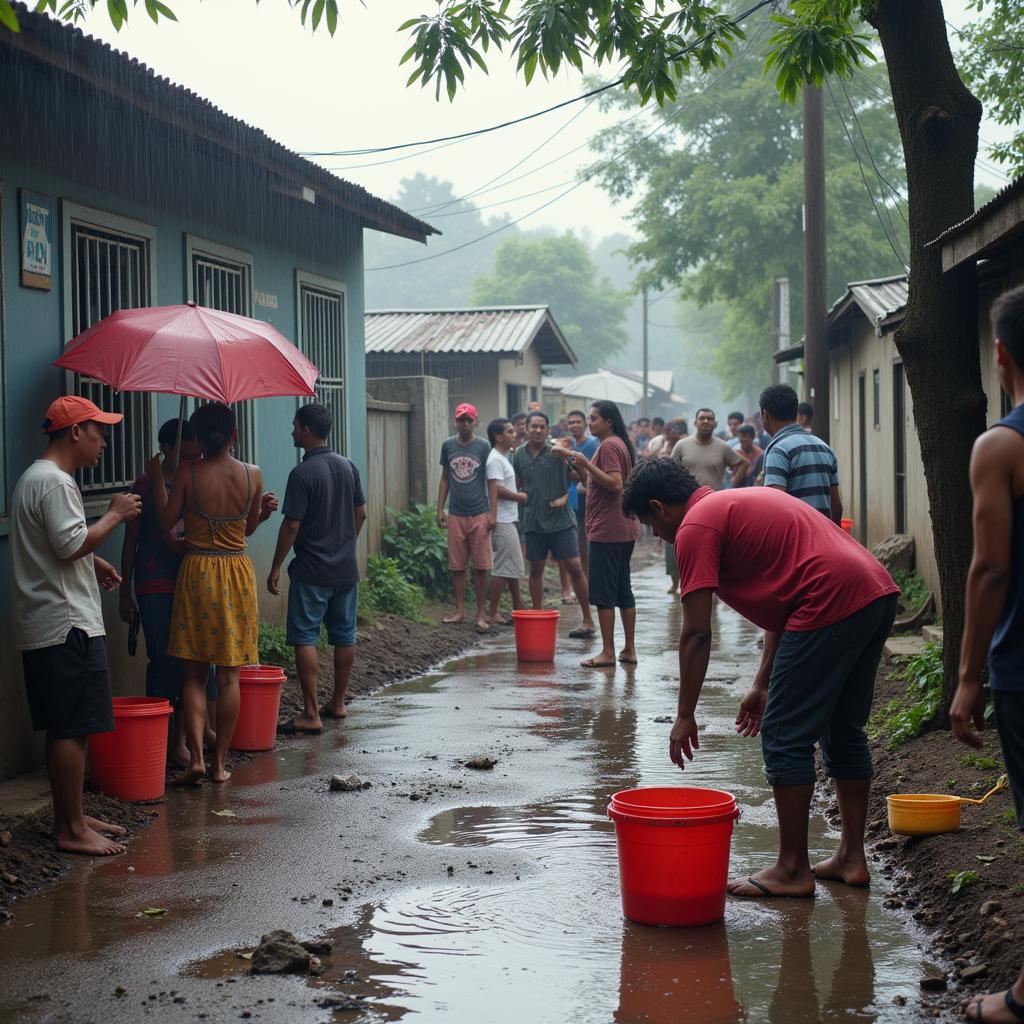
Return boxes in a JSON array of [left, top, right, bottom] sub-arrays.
[[968, 989, 1024, 1023], [318, 707, 346, 720], [580, 657, 616, 668], [729, 877, 815, 899], [277, 718, 323, 736], [568, 627, 596, 639]]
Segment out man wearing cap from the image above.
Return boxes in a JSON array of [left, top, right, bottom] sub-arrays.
[[437, 404, 496, 632], [11, 396, 142, 856]]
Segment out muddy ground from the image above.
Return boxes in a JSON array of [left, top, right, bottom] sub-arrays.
[[837, 658, 1023, 1014]]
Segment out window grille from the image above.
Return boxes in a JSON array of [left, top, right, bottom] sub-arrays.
[[69, 223, 151, 493], [299, 283, 345, 452], [191, 252, 257, 463]]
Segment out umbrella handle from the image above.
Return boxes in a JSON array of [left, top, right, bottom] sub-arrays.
[[960, 774, 1008, 806], [175, 395, 186, 457]]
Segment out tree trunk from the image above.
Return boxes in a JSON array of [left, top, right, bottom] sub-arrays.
[[868, 0, 986, 713]]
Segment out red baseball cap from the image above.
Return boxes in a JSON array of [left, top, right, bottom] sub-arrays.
[[454, 403, 478, 422], [44, 395, 123, 433]]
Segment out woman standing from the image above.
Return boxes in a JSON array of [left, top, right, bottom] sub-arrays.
[[151, 402, 273, 784], [553, 400, 639, 668]]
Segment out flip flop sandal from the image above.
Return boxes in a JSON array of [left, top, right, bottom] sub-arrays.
[[1006, 988, 1024, 1022], [731, 877, 815, 899], [568, 627, 596, 639], [580, 657, 616, 668], [319, 708, 346, 720], [276, 718, 323, 736]]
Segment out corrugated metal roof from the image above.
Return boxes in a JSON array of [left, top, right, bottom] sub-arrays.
[[4, 4, 438, 243], [364, 307, 576, 365], [928, 175, 1024, 247], [828, 275, 908, 335], [620, 369, 675, 393]]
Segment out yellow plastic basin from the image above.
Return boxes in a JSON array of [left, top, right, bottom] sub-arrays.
[[886, 776, 1007, 836]]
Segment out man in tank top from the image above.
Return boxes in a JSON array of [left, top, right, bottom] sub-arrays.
[[952, 283, 1024, 1024]]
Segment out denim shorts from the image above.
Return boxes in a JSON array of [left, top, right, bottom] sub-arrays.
[[287, 578, 359, 648], [761, 594, 897, 787]]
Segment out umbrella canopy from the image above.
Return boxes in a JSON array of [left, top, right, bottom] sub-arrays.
[[558, 370, 645, 406], [54, 303, 318, 403]]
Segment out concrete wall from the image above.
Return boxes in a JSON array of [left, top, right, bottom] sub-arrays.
[[0, 56, 374, 779], [366, 376, 449, 507]]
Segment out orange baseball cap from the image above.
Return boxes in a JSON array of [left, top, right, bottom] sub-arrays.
[[44, 395, 123, 433], [454, 403, 478, 421]]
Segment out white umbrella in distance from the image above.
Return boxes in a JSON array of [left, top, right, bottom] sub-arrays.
[[558, 370, 645, 406]]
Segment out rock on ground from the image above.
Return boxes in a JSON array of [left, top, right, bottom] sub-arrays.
[[250, 930, 312, 974]]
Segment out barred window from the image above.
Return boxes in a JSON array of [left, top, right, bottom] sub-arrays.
[[297, 273, 345, 452], [66, 210, 154, 495], [188, 238, 256, 463]]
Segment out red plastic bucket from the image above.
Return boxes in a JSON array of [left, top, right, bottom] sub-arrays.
[[608, 787, 740, 927], [231, 665, 286, 752], [88, 697, 172, 802], [511, 610, 560, 662], [841, 517, 854, 535]]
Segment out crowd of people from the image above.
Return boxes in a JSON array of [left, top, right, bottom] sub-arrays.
[[9, 282, 1024, 1024]]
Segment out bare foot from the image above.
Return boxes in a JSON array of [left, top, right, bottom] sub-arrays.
[[666, 583, 679, 594], [319, 703, 347, 720], [812, 853, 870, 887], [476, 618, 491, 633], [170, 764, 205, 787], [618, 649, 638, 664], [168, 746, 190, 769], [443, 614, 465, 624], [55, 827, 126, 857], [581, 656, 617, 668], [207, 767, 232, 784], [84, 816, 127, 837], [728, 866, 815, 899], [965, 988, 1024, 1022]]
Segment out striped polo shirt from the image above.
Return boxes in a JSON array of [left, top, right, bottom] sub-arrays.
[[762, 423, 839, 516]]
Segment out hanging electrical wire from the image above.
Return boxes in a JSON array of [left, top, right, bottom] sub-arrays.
[[825, 80, 909, 272], [299, 0, 775, 158]]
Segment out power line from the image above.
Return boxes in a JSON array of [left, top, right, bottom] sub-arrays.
[[826, 80, 909, 272], [365, 39, 759, 273], [300, 0, 774, 158]]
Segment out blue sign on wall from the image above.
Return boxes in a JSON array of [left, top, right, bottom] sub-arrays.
[[19, 189, 52, 290]]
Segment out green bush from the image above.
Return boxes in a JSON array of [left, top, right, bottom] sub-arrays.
[[258, 622, 295, 671], [361, 554, 425, 620], [892, 569, 930, 614], [382, 503, 453, 601], [870, 641, 943, 747]]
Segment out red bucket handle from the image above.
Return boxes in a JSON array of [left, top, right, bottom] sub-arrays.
[[607, 804, 741, 827]]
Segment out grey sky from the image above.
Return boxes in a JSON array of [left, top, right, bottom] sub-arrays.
[[76, 0, 1014, 250]]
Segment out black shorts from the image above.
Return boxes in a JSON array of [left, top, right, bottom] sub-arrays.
[[588, 540, 635, 609], [993, 690, 1024, 830], [22, 628, 115, 739], [525, 527, 580, 563]]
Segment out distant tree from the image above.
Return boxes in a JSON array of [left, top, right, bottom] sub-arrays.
[[958, 0, 1024, 175], [588, 49, 906, 402], [364, 174, 516, 310], [471, 232, 629, 371]]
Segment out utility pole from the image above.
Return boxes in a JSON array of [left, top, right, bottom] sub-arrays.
[[802, 83, 829, 442], [641, 285, 650, 418]]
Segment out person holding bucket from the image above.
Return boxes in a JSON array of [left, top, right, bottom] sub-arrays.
[[10, 396, 142, 856], [951, 284, 1024, 1024], [150, 402, 275, 785], [620, 457, 898, 899]]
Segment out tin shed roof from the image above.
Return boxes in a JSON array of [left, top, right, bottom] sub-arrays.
[[3, 4, 438, 243], [927, 175, 1024, 271], [828, 275, 909, 336], [364, 307, 576, 365]]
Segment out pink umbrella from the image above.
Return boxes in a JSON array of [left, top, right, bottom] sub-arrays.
[[55, 302, 318, 403]]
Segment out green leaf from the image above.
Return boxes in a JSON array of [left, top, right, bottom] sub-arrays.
[[142, 907, 168, 916], [106, 0, 123, 31], [325, 0, 338, 36], [0, 0, 21, 32]]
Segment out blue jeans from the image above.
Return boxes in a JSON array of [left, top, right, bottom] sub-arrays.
[[761, 595, 897, 787], [138, 593, 216, 707], [287, 579, 359, 648]]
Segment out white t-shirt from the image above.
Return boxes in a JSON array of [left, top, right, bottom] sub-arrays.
[[486, 448, 519, 524], [11, 459, 104, 650]]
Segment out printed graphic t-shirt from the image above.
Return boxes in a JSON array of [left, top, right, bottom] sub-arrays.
[[674, 486, 898, 633], [440, 435, 491, 517], [585, 435, 640, 543]]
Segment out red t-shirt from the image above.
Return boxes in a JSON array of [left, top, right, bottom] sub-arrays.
[[585, 435, 640, 542], [674, 486, 898, 632]]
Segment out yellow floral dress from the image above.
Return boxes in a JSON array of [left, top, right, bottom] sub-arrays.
[[168, 463, 258, 666]]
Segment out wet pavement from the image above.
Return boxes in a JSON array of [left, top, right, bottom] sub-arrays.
[[0, 552, 937, 1023]]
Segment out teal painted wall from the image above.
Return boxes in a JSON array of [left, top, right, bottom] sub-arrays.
[[0, 49, 370, 778]]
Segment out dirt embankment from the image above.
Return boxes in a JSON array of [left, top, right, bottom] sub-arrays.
[[834, 659, 1023, 1014]]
